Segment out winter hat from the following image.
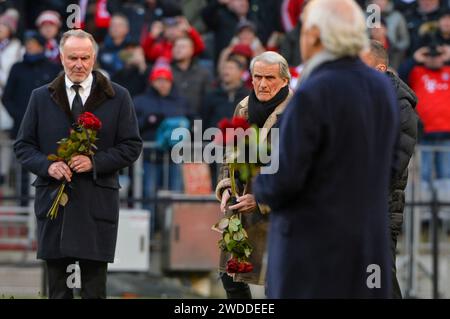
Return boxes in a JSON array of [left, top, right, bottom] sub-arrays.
[[0, 9, 19, 35], [24, 30, 47, 48], [149, 57, 173, 82], [36, 10, 62, 28]]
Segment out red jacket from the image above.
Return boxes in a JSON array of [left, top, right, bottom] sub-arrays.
[[409, 65, 450, 133], [141, 27, 205, 62]]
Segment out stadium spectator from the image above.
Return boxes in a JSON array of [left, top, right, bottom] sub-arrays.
[[36, 10, 62, 64], [111, 43, 149, 98], [133, 60, 190, 217], [201, 0, 255, 62], [2, 30, 60, 206], [0, 9, 21, 186], [407, 10, 450, 182], [141, 7, 205, 63], [171, 35, 212, 116], [404, 0, 443, 55], [98, 13, 133, 78]]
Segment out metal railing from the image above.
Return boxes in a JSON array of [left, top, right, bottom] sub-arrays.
[[1, 139, 450, 297]]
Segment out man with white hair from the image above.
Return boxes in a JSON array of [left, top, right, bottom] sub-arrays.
[[254, 0, 399, 298], [216, 51, 293, 298]]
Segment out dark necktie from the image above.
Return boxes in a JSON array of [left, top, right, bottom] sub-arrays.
[[71, 84, 83, 121]]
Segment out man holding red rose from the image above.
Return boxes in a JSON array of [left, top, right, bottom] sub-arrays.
[[14, 29, 142, 299], [215, 51, 293, 298]]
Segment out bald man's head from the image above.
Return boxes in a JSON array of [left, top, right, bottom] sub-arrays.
[[361, 40, 389, 72]]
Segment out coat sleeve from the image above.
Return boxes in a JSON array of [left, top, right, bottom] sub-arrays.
[[13, 90, 53, 178], [187, 27, 205, 56], [253, 89, 322, 211], [93, 90, 143, 174]]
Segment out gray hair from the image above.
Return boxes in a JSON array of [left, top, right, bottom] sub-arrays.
[[303, 0, 369, 57], [250, 51, 291, 83], [59, 29, 98, 55]]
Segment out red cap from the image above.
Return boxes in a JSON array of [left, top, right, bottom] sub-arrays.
[[231, 44, 253, 59], [149, 67, 173, 82], [150, 57, 173, 82]]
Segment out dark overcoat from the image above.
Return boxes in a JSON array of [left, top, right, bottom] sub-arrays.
[[254, 58, 399, 298], [14, 70, 142, 262]]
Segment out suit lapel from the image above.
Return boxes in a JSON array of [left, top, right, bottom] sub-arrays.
[[48, 72, 73, 121]]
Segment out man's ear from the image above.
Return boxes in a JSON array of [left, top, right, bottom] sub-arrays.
[[376, 64, 387, 72], [310, 26, 321, 47]]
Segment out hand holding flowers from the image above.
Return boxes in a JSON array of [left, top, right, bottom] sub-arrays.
[[212, 116, 269, 274], [46, 112, 102, 219]]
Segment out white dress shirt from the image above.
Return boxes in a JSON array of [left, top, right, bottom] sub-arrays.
[[65, 73, 93, 108]]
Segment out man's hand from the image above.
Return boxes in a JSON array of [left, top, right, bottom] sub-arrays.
[[220, 188, 231, 213], [229, 194, 257, 214], [69, 155, 93, 173], [177, 16, 191, 32], [438, 45, 450, 62], [150, 21, 164, 38], [413, 46, 430, 64], [48, 161, 72, 182]]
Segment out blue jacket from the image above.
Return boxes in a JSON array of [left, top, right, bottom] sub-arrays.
[[133, 87, 190, 160], [254, 57, 399, 298]]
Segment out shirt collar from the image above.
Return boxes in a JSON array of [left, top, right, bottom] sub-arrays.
[[65, 73, 93, 93]]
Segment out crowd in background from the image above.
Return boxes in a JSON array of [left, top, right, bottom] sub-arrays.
[[0, 0, 449, 205]]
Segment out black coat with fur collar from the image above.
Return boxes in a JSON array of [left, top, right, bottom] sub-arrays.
[[14, 70, 142, 262]]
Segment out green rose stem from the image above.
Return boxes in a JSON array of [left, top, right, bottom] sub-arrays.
[[47, 180, 67, 219], [229, 164, 237, 197]]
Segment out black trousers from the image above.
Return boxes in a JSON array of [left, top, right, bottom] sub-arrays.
[[46, 258, 108, 299], [220, 272, 252, 299]]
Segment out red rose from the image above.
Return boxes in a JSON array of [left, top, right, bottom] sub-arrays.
[[226, 258, 239, 273], [231, 117, 250, 130], [78, 112, 102, 130], [214, 117, 250, 146], [226, 258, 253, 274]]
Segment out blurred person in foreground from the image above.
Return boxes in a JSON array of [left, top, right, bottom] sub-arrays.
[[216, 51, 293, 298], [361, 40, 418, 299], [254, 0, 399, 298], [14, 29, 142, 299]]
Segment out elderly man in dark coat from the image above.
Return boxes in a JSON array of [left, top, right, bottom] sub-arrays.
[[254, 0, 399, 298], [14, 29, 142, 299]]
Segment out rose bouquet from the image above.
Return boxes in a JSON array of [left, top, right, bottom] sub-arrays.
[[46, 112, 102, 219], [212, 116, 269, 274]]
